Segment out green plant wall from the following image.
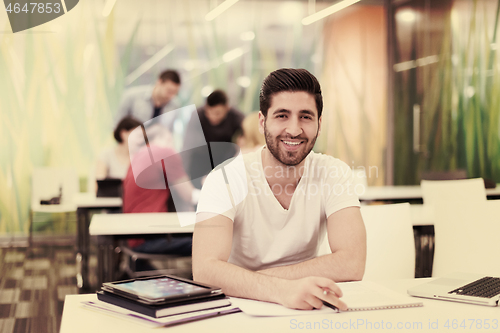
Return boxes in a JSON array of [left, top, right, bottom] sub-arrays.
[[393, 0, 500, 184], [0, 4, 136, 236], [0, 0, 321, 237]]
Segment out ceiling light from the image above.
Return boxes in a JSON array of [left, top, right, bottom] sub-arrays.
[[222, 48, 244, 63], [397, 9, 416, 23], [205, 0, 240, 21], [125, 45, 174, 85], [302, 0, 360, 26]]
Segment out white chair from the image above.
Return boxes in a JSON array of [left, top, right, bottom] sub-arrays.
[[30, 168, 79, 244], [432, 200, 500, 277], [318, 203, 415, 280], [421, 178, 486, 206], [361, 203, 415, 280]]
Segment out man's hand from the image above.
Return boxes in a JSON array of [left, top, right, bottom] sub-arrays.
[[277, 276, 347, 311]]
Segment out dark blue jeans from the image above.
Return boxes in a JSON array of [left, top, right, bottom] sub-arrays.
[[130, 235, 192, 272], [132, 236, 192, 256]]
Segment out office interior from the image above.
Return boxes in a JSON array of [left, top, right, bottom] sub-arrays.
[[0, 0, 499, 332]]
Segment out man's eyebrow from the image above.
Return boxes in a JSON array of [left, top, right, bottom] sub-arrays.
[[299, 110, 316, 117], [272, 109, 290, 115]]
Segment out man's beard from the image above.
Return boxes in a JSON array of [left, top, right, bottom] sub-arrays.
[[263, 121, 318, 166]]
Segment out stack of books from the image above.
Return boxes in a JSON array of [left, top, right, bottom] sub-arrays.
[[95, 275, 239, 322], [97, 289, 232, 318]]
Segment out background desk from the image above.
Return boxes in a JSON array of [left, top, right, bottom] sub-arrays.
[[89, 212, 195, 288], [360, 184, 500, 202], [60, 278, 500, 333], [89, 207, 436, 288], [74, 193, 122, 292]]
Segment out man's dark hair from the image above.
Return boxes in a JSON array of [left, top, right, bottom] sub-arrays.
[[159, 69, 181, 84], [206, 89, 228, 107], [259, 68, 323, 118], [114, 116, 141, 143]]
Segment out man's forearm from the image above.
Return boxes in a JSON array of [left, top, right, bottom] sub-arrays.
[[193, 258, 286, 303], [258, 251, 365, 282]]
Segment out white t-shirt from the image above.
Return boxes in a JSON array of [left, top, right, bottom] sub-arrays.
[[196, 146, 360, 271]]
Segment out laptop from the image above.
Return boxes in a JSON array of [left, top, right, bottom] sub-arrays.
[[408, 272, 500, 306], [96, 179, 122, 198]]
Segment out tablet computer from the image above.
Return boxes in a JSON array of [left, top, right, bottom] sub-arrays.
[[101, 275, 222, 305]]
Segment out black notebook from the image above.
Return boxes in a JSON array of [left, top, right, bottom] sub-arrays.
[[97, 291, 231, 318]]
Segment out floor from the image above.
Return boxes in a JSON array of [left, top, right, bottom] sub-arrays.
[[0, 244, 79, 333]]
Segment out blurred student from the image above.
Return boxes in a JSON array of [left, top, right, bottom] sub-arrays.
[[122, 124, 199, 262], [96, 116, 141, 181], [235, 112, 266, 154], [182, 89, 244, 188], [114, 69, 181, 129]]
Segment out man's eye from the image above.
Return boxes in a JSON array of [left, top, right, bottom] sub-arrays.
[[277, 115, 286, 118], [302, 116, 312, 120]]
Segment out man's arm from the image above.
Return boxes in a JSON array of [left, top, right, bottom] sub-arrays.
[[192, 212, 348, 310], [257, 207, 366, 282]]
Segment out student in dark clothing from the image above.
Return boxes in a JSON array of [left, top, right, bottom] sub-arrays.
[[182, 89, 244, 188]]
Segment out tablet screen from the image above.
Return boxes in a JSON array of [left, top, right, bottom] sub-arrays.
[[115, 277, 208, 299]]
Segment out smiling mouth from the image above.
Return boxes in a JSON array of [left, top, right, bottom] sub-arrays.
[[281, 139, 305, 150]]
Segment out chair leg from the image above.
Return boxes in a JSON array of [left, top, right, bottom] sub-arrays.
[[65, 212, 71, 234], [28, 210, 33, 248]]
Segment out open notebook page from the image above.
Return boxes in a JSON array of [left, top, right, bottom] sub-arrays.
[[339, 281, 423, 311]]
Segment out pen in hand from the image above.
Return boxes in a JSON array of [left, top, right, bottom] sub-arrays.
[[322, 289, 340, 312]]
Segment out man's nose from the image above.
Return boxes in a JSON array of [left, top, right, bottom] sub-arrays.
[[285, 118, 303, 137]]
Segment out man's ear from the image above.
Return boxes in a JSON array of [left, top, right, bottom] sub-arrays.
[[317, 115, 322, 136], [120, 129, 127, 143], [258, 111, 265, 134]]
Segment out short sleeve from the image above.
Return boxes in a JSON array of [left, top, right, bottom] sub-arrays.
[[324, 159, 361, 218], [196, 168, 236, 221]]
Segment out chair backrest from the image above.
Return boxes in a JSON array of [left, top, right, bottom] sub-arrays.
[[361, 203, 415, 280], [432, 200, 500, 277], [317, 203, 415, 280], [421, 178, 487, 207], [31, 168, 78, 207]]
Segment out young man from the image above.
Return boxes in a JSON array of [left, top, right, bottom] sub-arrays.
[[182, 89, 244, 188], [114, 69, 181, 128], [192, 69, 366, 311]]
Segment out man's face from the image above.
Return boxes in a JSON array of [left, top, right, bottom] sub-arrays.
[[259, 91, 321, 166], [205, 104, 230, 126], [155, 80, 180, 105]]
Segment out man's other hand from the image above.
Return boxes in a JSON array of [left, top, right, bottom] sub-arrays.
[[277, 276, 348, 311]]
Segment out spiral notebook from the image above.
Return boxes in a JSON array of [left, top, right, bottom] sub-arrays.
[[230, 281, 422, 317], [339, 281, 423, 312]]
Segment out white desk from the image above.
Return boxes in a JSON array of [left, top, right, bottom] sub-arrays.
[[89, 212, 195, 236], [74, 193, 123, 208], [74, 193, 123, 292], [61, 278, 500, 333], [359, 185, 500, 201]]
